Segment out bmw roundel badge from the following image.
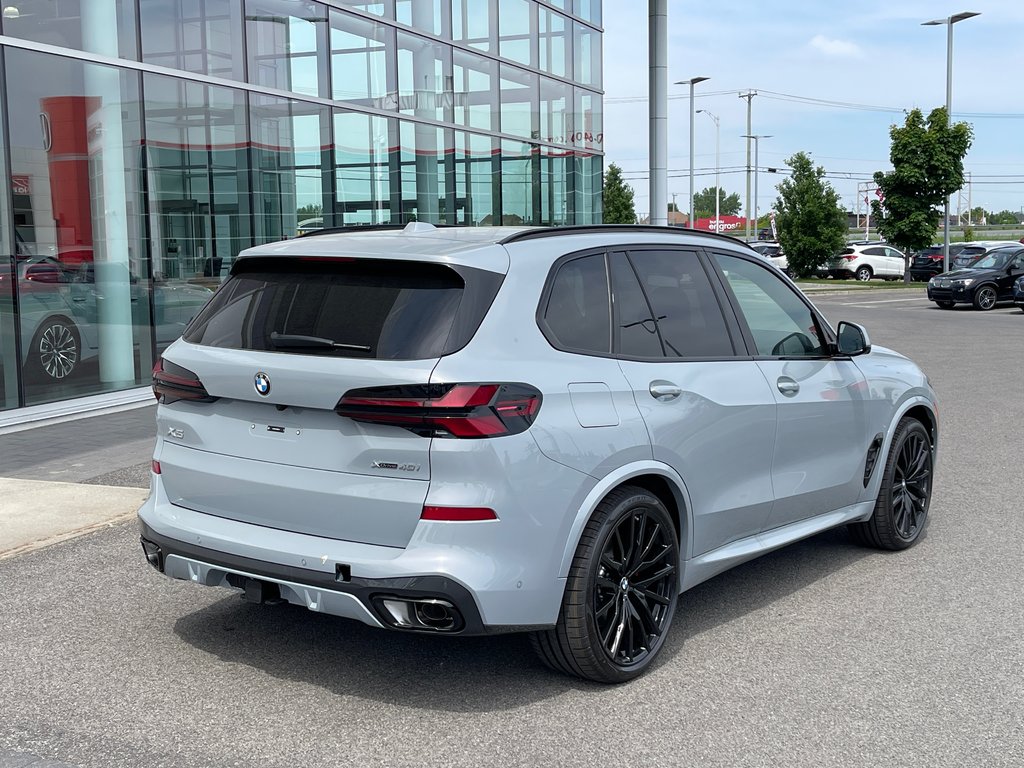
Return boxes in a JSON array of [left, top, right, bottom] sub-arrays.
[[254, 372, 271, 396]]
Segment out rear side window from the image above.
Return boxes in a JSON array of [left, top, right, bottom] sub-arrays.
[[543, 254, 610, 354], [183, 258, 501, 360]]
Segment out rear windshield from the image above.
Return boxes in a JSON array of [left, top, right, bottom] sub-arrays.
[[183, 258, 501, 360]]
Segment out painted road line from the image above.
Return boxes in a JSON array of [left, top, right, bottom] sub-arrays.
[[839, 297, 930, 305]]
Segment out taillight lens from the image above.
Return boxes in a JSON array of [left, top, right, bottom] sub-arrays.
[[152, 357, 217, 404], [843, 254, 857, 261], [335, 383, 541, 438]]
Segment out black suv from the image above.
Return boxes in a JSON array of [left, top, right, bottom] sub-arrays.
[[909, 243, 968, 282], [927, 245, 1024, 310]]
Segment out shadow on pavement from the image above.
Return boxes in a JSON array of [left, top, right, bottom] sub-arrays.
[[173, 526, 877, 712]]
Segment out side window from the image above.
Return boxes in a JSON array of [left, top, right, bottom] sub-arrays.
[[864, 247, 886, 257], [887, 247, 904, 260], [628, 249, 735, 358], [713, 253, 826, 358], [610, 252, 664, 358], [543, 254, 611, 354]]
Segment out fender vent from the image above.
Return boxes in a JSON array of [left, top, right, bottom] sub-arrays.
[[864, 433, 885, 486]]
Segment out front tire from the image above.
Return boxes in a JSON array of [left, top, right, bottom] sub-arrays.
[[531, 486, 679, 683], [27, 317, 80, 381], [849, 418, 933, 550], [973, 285, 998, 311]]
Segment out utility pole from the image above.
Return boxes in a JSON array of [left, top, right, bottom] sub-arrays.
[[739, 90, 756, 240]]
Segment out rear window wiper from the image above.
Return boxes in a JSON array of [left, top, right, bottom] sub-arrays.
[[269, 332, 371, 352]]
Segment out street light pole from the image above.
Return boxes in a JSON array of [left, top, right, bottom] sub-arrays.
[[697, 109, 719, 231], [676, 77, 709, 228], [742, 134, 772, 238], [923, 11, 980, 273]]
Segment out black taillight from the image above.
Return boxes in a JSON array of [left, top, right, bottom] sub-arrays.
[[152, 357, 217, 404], [334, 383, 541, 438]]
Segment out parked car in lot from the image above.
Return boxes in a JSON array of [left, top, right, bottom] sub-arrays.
[[909, 243, 969, 282], [950, 241, 1019, 271], [139, 223, 939, 683], [927, 245, 1024, 310], [827, 243, 907, 281], [749, 241, 788, 273], [1014, 275, 1024, 311]]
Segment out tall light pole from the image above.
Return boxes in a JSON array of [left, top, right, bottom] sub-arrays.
[[923, 11, 980, 273], [696, 109, 719, 231], [742, 134, 772, 238], [676, 77, 709, 228]]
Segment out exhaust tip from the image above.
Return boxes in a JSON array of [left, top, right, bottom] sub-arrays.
[[140, 537, 163, 571], [374, 597, 464, 633]]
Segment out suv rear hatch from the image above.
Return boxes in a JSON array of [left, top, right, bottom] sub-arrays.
[[155, 255, 503, 548]]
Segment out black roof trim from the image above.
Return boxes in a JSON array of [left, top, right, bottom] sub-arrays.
[[297, 223, 455, 238], [498, 224, 758, 249]]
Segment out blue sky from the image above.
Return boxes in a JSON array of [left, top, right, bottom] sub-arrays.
[[601, 0, 1024, 220]]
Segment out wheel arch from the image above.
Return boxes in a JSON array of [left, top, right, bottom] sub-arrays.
[[863, 396, 938, 503], [557, 462, 694, 579]]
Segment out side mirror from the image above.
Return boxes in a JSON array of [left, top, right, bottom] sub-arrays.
[[836, 321, 871, 357]]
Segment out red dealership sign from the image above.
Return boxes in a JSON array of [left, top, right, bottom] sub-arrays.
[[693, 215, 748, 233], [11, 175, 30, 195]]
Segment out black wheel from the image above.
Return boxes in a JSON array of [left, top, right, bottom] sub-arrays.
[[531, 486, 679, 683], [972, 285, 998, 311], [935, 300, 954, 309], [849, 418, 933, 550], [855, 265, 873, 282], [27, 317, 80, 381]]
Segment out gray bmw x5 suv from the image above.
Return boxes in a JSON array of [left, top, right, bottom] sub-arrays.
[[138, 223, 938, 683]]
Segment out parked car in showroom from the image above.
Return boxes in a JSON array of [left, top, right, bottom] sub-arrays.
[[827, 243, 907, 281], [909, 243, 969, 282], [138, 222, 939, 683], [927, 245, 1024, 310]]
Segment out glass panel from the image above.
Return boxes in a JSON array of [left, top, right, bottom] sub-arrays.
[[251, 94, 333, 243], [539, 7, 571, 79], [245, 0, 330, 98], [140, 0, 245, 80], [573, 0, 601, 26], [0, 56, 15, 410], [610, 253, 663, 358], [540, 77, 570, 146], [499, 65, 537, 140], [452, 50, 497, 131], [713, 254, 825, 357], [574, 87, 603, 152], [629, 250, 734, 358], [396, 0, 446, 37], [454, 132, 498, 225], [1, 0, 138, 60], [498, 0, 534, 67], [574, 153, 601, 224], [399, 122, 452, 224], [540, 146, 571, 226], [573, 21, 601, 88], [6, 49, 153, 406], [144, 73, 252, 292], [451, 0, 492, 53], [544, 255, 609, 354], [501, 139, 536, 225], [334, 110, 393, 225], [335, 0, 391, 17], [397, 31, 452, 122], [330, 9, 394, 108]]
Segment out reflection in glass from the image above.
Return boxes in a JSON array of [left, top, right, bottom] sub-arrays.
[[400, 123, 453, 223], [245, 0, 330, 98], [1, 0, 138, 60], [140, 0, 245, 80], [396, 0, 446, 37], [499, 65, 537, 140], [452, 51, 497, 131], [330, 10, 394, 107], [541, 146, 570, 226], [540, 77, 570, 146], [6, 49, 152, 405], [0, 57, 14, 409], [335, 111, 393, 225], [539, 7, 571, 79], [574, 87, 603, 152], [574, 21, 601, 88], [574, 153, 602, 225], [501, 140, 537, 225], [573, 0, 601, 26], [451, 0, 492, 53], [398, 31, 452, 122], [454, 132, 498, 225], [251, 94, 334, 243], [498, 0, 534, 67]]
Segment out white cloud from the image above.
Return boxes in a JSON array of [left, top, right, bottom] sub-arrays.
[[808, 34, 863, 58]]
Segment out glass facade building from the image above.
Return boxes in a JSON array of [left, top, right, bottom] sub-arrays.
[[0, 0, 603, 414]]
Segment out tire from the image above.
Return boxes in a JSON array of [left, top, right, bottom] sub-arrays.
[[848, 418, 933, 551], [27, 316, 80, 381], [531, 486, 679, 683], [855, 265, 873, 282], [972, 285, 998, 311], [935, 300, 954, 309]]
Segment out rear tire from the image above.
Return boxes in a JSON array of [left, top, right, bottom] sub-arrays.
[[26, 317, 80, 382], [848, 418, 933, 551], [856, 265, 873, 282], [531, 486, 679, 683]]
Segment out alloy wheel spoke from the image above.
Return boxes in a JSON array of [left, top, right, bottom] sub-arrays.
[[633, 563, 676, 589], [630, 591, 662, 638]]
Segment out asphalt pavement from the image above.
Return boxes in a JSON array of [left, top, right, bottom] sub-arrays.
[[1, 288, 1022, 768]]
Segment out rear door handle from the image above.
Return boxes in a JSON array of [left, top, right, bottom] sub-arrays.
[[649, 381, 682, 401], [777, 377, 800, 396]]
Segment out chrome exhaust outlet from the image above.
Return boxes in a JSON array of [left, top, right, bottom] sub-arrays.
[[375, 597, 464, 632]]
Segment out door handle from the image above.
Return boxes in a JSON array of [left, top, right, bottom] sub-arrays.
[[649, 381, 682, 401], [777, 377, 800, 396]]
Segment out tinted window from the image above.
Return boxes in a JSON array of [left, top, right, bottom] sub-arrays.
[[184, 258, 494, 360], [629, 250, 734, 358], [544, 254, 610, 354], [610, 253, 664, 358], [714, 254, 825, 358], [864, 247, 886, 257]]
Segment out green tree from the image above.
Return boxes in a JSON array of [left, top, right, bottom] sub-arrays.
[[988, 210, 1020, 226], [602, 163, 636, 224], [774, 152, 847, 278], [871, 107, 973, 280], [693, 187, 741, 219], [297, 203, 323, 219]]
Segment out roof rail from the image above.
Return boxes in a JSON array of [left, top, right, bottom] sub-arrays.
[[297, 222, 453, 238], [498, 224, 757, 248]]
